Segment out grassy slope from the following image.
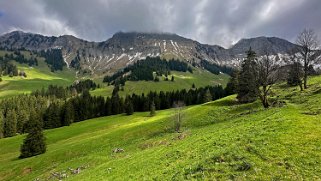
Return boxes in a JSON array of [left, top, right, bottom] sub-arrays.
[[1, 50, 228, 99], [0, 51, 76, 98], [1, 76, 321, 180], [90, 68, 229, 97]]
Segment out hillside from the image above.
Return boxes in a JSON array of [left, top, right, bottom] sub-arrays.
[[91, 68, 229, 98], [0, 50, 75, 98], [0, 49, 229, 99], [1, 75, 321, 180], [0, 31, 300, 74]]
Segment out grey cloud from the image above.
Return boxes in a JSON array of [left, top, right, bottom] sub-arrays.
[[0, 0, 320, 47]]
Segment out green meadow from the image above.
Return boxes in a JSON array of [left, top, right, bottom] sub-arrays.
[[90, 68, 229, 97], [1, 75, 321, 180], [0, 51, 76, 98]]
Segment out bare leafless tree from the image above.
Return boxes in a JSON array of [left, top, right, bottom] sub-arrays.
[[296, 29, 319, 89], [173, 101, 185, 133], [256, 49, 280, 108]]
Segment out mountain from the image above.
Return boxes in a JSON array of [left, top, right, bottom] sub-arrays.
[[0, 31, 301, 74]]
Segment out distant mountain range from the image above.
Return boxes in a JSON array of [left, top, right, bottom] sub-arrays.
[[0, 31, 304, 74]]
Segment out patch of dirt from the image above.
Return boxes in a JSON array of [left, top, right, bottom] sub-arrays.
[[22, 167, 32, 175]]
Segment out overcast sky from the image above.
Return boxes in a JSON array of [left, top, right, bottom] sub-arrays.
[[0, 0, 320, 48]]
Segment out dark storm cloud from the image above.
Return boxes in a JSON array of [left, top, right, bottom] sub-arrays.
[[0, 0, 320, 47]]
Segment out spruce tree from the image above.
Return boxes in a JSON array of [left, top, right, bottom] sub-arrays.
[[237, 48, 258, 103], [225, 70, 239, 95], [43, 103, 61, 129], [203, 88, 213, 103], [125, 97, 134, 115], [17, 110, 28, 133], [105, 97, 112, 116], [150, 101, 156, 116], [62, 101, 74, 126], [4, 109, 17, 137], [20, 110, 46, 158], [111, 93, 121, 115]]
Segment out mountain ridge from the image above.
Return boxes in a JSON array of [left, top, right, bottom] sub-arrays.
[[0, 31, 300, 74]]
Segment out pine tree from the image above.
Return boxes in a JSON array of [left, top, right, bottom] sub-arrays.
[[111, 93, 121, 115], [44, 103, 61, 129], [105, 97, 112, 116], [62, 101, 74, 126], [237, 48, 258, 103], [4, 109, 17, 137], [125, 96, 134, 115], [17, 110, 28, 133], [150, 100, 156, 116], [19, 110, 46, 158], [225, 70, 239, 95], [203, 88, 213, 103]]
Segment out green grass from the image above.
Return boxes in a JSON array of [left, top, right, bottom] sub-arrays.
[[0, 59, 76, 98], [90, 68, 229, 97], [1, 76, 321, 180]]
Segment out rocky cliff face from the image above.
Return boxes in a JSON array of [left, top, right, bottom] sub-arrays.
[[0, 31, 303, 74]]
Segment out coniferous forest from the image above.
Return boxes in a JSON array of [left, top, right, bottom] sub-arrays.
[[0, 81, 228, 138]]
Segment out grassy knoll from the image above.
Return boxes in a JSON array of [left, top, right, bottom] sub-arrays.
[[90, 68, 229, 98], [1, 76, 321, 180], [0, 59, 75, 98]]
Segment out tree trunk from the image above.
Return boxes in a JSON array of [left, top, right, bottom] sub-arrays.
[[299, 81, 303, 91], [303, 73, 308, 89], [262, 96, 269, 108], [259, 87, 269, 108]]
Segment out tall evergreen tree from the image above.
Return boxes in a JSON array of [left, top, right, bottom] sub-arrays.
[[62, 101, 74, 126], [43, 103, 61, 129], [105, 97, 112, 116], [17, 110, 28, 133], [225, 70, 239, 95], [125, 96, 134, 115], [4, 109, 17, 137], [237, 48, 258, 103], [150, 100, 156, 116], [203, 88, 213, 103], [19, 110, 46, 158]]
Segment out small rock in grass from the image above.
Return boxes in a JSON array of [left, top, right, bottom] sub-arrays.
[[113, 148, 125, 153]]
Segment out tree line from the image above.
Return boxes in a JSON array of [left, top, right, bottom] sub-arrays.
[[0, 81, 229, 138], [103, 56, 193, 85], [31, 79, 98, 99], [39, 49, 65, 72], [198, 60, 234, 75], [0, 51, 39, 77]]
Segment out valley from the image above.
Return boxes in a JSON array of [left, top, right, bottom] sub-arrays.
[[1, 75, 321, 180]]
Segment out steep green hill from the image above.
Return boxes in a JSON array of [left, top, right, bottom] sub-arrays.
[[1, 76, 321, 180]]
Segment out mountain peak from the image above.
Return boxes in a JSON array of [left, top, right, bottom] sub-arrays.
[[231, 36, 298, 55]]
